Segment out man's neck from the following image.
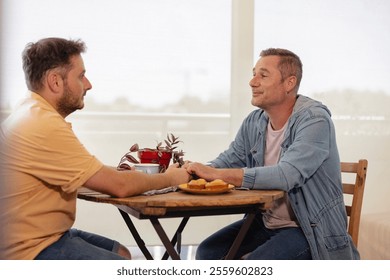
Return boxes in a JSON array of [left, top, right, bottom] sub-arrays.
[[267, 97, 296, 130]]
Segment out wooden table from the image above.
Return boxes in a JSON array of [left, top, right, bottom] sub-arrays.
[[77, 187, 284, 260]]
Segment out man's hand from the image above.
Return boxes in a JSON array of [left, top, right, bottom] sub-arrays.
[[165, 163, 191, 185], [183, 162, 219, 182], [183, 162, 244, 186]]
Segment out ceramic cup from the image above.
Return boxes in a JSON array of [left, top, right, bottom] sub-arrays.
[[133, 163, 160, 174]]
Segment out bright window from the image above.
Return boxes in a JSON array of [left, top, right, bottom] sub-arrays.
[[1, 0, 231, 113]]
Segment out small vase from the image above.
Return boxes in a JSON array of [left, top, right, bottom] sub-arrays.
[[137, 149, 172, 172]]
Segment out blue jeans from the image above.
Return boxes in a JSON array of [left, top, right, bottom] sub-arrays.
[[35, 228, 126, 260], [196, 214, 312, 260]]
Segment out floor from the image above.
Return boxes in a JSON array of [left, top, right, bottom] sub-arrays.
[[128, 245, 198, 260]]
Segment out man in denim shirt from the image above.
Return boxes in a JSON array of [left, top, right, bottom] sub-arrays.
[[185, 48, 359, 260]]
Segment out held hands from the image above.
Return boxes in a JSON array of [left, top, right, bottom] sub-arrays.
[[164, 163, 191, 186], [182, 162, 244, 187], [164, 161, 218, 186], [165, 161, 237, 187], [182, 162, 218, 182]]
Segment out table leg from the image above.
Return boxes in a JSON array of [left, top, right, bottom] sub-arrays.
[[150, 217, 183, 260], [161, 217, 190, 260], [224, 211, 257, 260], [118, 208, 154, 260]]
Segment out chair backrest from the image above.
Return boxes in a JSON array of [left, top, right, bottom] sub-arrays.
[[341, 159, 368, 246]]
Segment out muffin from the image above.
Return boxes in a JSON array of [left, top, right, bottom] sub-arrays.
[[205, 179, 229, 190], [187, 178, 207, 189]]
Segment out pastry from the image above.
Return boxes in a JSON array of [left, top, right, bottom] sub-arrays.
[[205, 179, 228, 190], [187, 178, 207, 189]]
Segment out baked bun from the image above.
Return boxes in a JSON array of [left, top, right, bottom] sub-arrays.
[[188, 178, 207, 189], [205, 179, 228, 190]]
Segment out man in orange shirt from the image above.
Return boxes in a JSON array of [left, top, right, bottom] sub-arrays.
[[0, 37, 190, 260]]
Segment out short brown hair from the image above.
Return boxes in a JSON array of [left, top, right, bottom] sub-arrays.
[[22, 37, 86, 91], [260, 48, 303, 92]]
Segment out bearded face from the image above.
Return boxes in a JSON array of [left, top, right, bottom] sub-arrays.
[[55, 55, 92, 118]]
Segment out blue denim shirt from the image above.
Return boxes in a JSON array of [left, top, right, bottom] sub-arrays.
[[210, 95, 359, 260]]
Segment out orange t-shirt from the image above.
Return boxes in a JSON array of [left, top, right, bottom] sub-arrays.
[[0, 92, 103, 259]]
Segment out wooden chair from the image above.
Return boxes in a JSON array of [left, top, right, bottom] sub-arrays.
[[341, 159, 368, 246]]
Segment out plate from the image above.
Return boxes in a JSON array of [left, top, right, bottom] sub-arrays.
[[178, 184, 235, 195]]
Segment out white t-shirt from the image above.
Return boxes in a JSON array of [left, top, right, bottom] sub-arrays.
[[262, 121, 298, 229]]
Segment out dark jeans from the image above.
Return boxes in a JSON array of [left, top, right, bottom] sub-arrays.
[[35, 228, 126, 260], [195, 214, 312, 260]]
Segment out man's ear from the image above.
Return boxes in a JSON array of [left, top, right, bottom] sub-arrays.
[[285, 75, 297, 93], [46, 71, 63, 93]]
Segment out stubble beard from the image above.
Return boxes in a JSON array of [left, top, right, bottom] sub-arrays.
[[57, 84, 84, 117]]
